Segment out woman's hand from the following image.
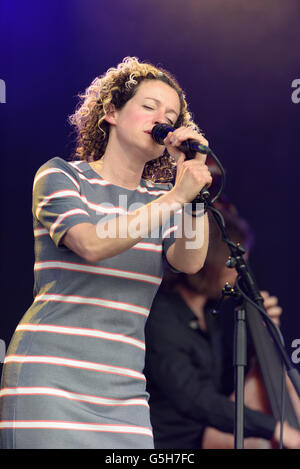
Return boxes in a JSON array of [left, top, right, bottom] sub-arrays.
[[163, 126, 209, 162], [164, 126, 212, 205]]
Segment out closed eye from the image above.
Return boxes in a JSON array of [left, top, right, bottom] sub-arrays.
[[143, 105, 174, 126]]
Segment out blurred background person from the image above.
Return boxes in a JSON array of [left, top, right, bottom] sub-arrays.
[[144, 198, 300, 449]]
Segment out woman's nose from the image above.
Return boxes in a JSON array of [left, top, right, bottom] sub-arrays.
[[153, 114, 169, 126], [151, 107, 166, 124]]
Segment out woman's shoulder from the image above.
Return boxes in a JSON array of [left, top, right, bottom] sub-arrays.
[[36, 157, 84, 173], [34, 157, 90, 184], [33, 157, 86, 192]]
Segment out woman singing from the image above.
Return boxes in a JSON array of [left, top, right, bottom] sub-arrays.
[[0, 57, 212, 448]]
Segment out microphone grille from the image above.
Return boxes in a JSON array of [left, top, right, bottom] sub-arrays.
[[151, 123, 174, 144]]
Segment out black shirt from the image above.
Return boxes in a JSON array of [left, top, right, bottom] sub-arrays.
[[144, 289, 277, 448]]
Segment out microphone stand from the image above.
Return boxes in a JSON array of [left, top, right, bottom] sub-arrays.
[[196, 190, 300, 449]]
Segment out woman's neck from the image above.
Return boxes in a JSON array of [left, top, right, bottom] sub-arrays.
[[89, 139, 146, 190]]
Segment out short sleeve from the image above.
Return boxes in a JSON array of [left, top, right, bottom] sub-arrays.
[[32, 157, 92, 247]]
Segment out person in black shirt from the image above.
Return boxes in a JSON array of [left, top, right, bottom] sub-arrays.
[[144, 201, 300, 449]]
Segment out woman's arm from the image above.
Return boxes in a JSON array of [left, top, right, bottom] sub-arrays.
[[62, 190, 182, 264], [166, 211, 209, 274], [63, 156, 211, 271]]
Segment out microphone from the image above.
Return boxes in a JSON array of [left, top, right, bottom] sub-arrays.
[[151, 123, 209, 158]]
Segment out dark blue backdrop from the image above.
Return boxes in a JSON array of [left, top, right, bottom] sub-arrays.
[[1, 0, 300, 372]]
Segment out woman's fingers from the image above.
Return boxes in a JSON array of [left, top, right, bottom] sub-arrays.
[[163, 127, 209, 162]]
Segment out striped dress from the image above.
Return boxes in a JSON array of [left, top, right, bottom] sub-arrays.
[[0, 157, 178, 449]]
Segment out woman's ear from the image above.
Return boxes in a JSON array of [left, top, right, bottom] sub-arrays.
[[104, 103, 118, 125]]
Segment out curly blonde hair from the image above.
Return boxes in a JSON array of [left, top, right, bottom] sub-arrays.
[[68, 57, 201, 182]]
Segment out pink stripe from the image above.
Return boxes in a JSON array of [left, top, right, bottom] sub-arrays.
[[76, 171, 169, 196], [162, 225, 178, 239], [4, 355, 146, 381], [36, 190, 84, 220], [49, 209, 90, 238], [133, 242, 162, 252], [37, 189, 130, 217], [33, 168, 80, 191], [36, 186, 171, 220], [0, 420, 153, 436], [33, 293, 149, 317], [34, 260, 161, 286], [68, 161, 84, 173], [33, 228, 48, 237], [0, 387, 149, 407], [78, 172, 111, 186], [16, 323, 145, 350]]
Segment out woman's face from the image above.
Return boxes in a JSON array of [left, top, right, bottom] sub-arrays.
[[106, 79, 181, 162]]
